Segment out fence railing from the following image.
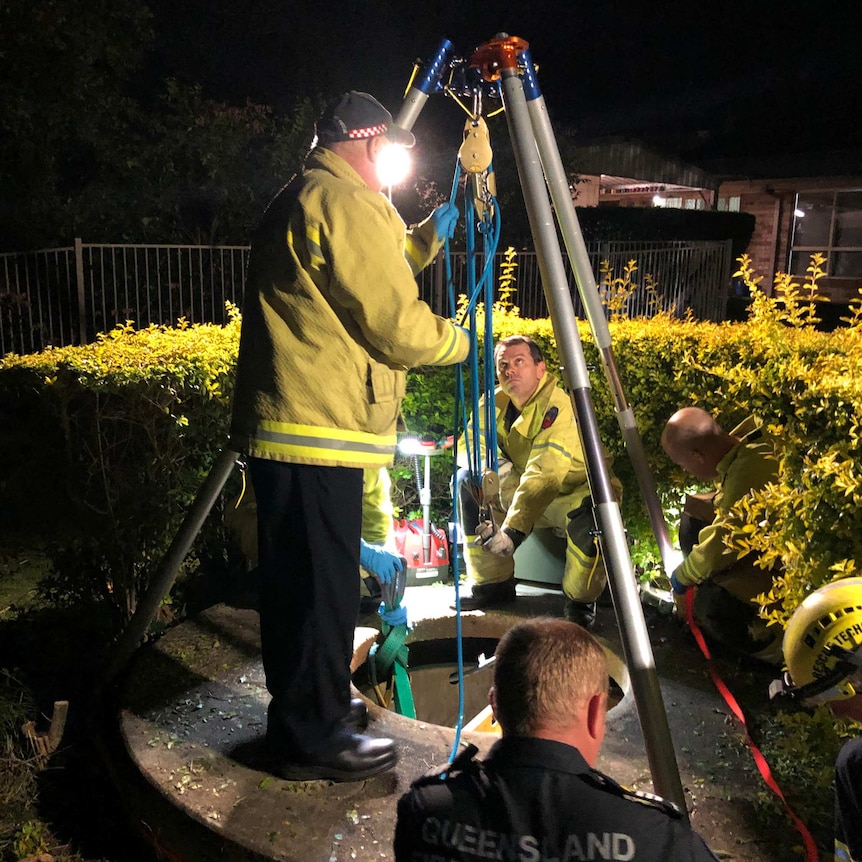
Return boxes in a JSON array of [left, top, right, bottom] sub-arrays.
[[0, 238, 732, 357], [418, 240, 733, 322]]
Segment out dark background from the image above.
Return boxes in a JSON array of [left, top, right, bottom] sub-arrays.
[[2, 1, 859, 248], [144, 0, 862, 160]]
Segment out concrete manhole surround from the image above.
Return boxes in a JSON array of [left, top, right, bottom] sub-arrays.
[[116, 594, 635, 862]]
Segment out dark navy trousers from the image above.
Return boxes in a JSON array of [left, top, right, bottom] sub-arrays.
[[249, 458, 363, 756]]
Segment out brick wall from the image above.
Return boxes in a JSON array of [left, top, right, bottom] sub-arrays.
[[719, 181, 783, 291]]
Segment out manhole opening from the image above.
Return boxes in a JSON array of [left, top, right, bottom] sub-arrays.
[[355, 636, 625, 728]]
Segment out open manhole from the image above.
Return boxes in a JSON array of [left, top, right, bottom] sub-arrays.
[[354, 630, 628, 731]]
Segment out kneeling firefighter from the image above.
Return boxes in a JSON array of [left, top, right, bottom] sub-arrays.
[[456, 335, 622, 627]]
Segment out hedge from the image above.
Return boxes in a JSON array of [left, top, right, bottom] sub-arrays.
[[2, 264, 861, 633]]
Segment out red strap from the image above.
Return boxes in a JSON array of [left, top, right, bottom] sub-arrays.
[[684, 589, 819, 862]]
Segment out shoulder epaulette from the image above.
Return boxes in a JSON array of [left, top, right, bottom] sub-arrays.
[[409, 744, 481, 789], [580, 768, 683, 819]]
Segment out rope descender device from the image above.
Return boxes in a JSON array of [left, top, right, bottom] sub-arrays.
[[479, 467, 500, 523], [459, 114, 496, 223]]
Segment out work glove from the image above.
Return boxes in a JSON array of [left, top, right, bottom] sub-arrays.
[[431, 201, 460, 241], [359, 541, 403, 584], [474, 520, 515, 557], [669, 571, 689, 595], [669, 571, 690, 619], [379, 604, 409, 628]]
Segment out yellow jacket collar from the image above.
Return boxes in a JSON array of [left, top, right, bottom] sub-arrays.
[[495, 371, 560, 434], [307, 146, 369, 188], [717, 415, 763, 479]]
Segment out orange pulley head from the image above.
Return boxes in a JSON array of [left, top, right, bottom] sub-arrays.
[[469, 34, 529, 82]]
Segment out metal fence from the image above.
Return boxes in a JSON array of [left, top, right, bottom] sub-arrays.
[[416, 240, 733, 322], [0, 238, 732, 357], [0, 240, 250, 356]]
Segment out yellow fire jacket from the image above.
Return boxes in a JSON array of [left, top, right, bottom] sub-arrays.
[[674, 416, 779, 587], [230, 147, 469, 469], [465, 372, 619, 536]]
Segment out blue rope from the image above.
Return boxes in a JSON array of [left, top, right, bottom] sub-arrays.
[[446, 161, 501, 764]]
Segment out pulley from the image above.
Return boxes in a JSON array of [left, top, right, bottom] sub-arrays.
[[458, 116, 496, 223]]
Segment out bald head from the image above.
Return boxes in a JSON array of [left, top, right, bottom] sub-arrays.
[[661, 407, 735, 482]]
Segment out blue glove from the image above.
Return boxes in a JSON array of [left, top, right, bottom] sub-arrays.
[[379, 604, 408, 628], [359, 541, 403, 584], [669, 571, 689, 595], [431, 202, 460, 241]]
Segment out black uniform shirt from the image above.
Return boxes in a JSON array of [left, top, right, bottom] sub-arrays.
[[394, 736, 719, 862]]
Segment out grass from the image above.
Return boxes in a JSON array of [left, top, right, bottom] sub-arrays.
[[0, 547, 50, 618], [0, 544, 157, 862]]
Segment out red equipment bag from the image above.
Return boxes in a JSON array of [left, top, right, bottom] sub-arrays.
[[393, 518, 450, 585]]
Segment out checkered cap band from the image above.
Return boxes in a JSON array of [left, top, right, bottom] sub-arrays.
[[347, 123, 387, 140], [315, 91, 415, 148]]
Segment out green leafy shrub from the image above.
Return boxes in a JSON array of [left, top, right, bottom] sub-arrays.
[[3, 256, 862, 638], [751, 706, 858, 850], [0, 669, 40, 859], [0, 309, 242, 631], [703, 255, 862, 625]]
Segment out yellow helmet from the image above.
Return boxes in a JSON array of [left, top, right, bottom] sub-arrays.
[[778, 577, 862, 705]]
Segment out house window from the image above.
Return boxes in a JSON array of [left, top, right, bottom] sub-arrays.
[[717, 196, 740, 212], [790, 190, 862, 278]]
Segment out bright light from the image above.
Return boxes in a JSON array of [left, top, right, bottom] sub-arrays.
[[652, 194, 666, 207], [397, 436, 425, 456], [794, 208, 806, 218], [376, 144, 412, 188]]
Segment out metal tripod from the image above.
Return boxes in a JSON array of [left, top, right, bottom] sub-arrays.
[[107, 32, 686, 814], [397, 34, 686, 812]]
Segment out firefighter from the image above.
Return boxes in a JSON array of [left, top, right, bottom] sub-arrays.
[[776, 577, 862, 862], [394, 617, 719, 861], [224, 466, 398, 614], [229, 91, 469, 782], [661, 407, 782, 663], [457, 335, 621, 628], [358, 465, 397, 613]]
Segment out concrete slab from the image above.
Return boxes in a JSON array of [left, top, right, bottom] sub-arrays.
[[113, 581, 790, 861]]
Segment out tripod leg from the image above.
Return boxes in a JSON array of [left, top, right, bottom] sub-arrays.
[[102, 447, 241, 687], [492, 52, 687, 816], [520, 51, 675, 571]]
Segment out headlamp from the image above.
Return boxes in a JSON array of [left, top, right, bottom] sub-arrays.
[[376, 143, 412, 188]]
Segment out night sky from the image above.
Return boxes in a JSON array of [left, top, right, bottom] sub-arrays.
[[144, 1, 861, 162]]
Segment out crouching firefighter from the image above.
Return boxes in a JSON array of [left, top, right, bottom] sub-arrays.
[[456, 335, 621, 627]]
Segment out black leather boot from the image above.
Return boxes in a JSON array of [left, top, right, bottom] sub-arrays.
[[456, 578, 517, 611], [345, 697, 369, 731], [563, 598, 597, 629], [271, 730, 397, 782]]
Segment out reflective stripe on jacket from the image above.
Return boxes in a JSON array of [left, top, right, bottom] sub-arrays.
[[230, 147, 469, 468]]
